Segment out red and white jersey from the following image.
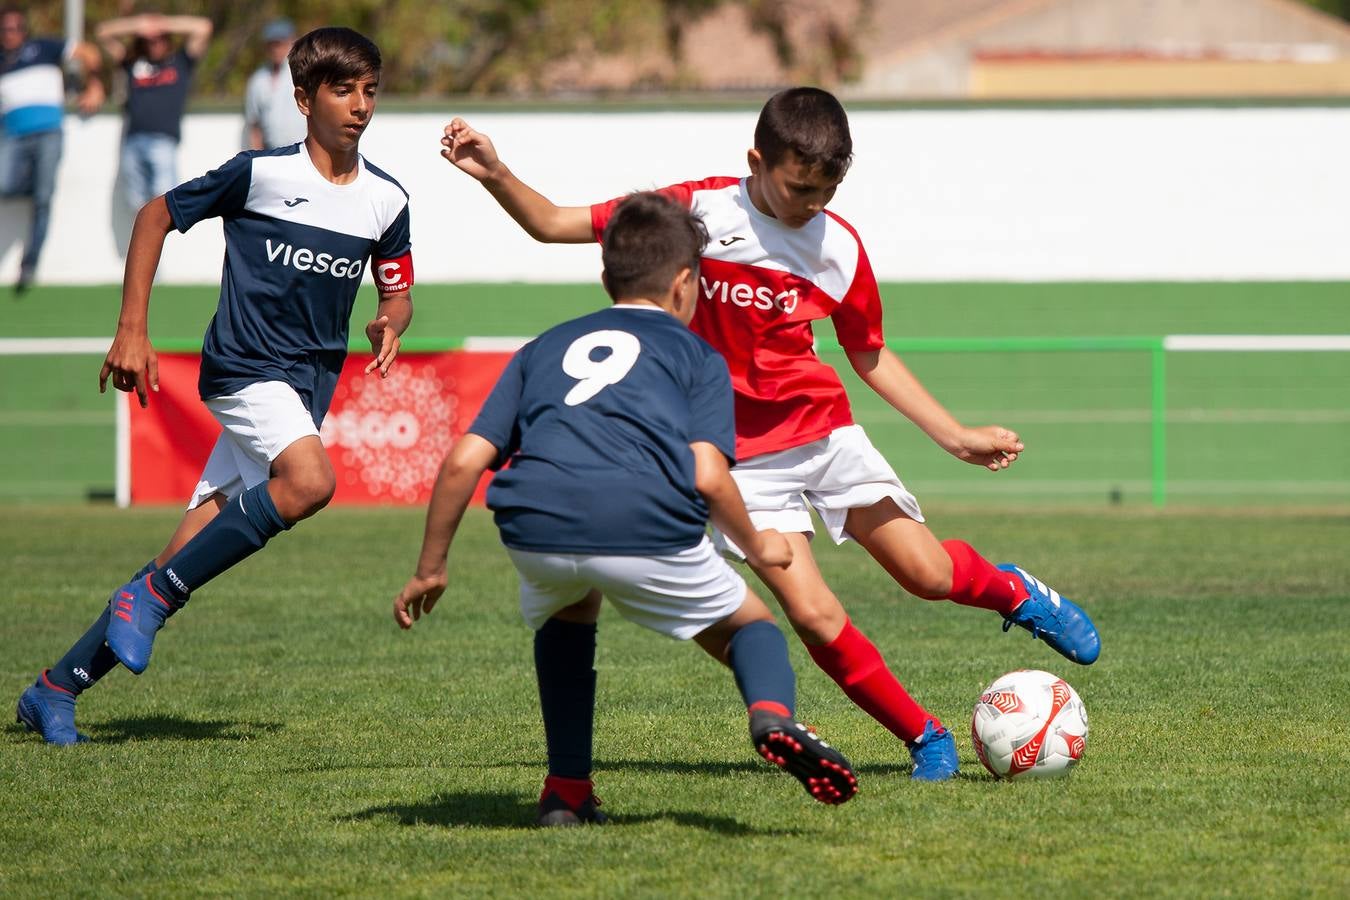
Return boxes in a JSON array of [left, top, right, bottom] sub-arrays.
[[592, 177, 884, 459]]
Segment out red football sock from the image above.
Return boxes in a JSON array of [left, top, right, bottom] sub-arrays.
[[942, 539, 1028, 616], [806, 619, 937, 743], [541, 774, 593, 809]]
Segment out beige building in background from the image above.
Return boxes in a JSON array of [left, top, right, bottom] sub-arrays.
[[851, 0, 1350, 98], [543, 0, 1350, 98]]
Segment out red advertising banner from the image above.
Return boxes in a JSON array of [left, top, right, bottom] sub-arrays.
[[128, 351, 513, 506]]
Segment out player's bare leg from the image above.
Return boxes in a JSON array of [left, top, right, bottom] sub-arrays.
[[697, 587, 857, 804], [536, 590, 606, 826], [750, 533, 955, 779], [846, 497, 1101, 664]]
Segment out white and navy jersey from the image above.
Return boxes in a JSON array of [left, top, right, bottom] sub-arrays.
[[470, 305, 736, 556], [166, 144, 413, 423], [0, 38, 69, 136]]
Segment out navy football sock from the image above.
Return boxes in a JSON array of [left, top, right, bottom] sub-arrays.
[[728, 620, 796, 716], [46, 559, 158, 695], [534, 618, 597, 780], [152, 482, 290, 606]]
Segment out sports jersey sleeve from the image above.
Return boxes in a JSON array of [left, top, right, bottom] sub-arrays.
[[372, 203, 413, 294], [590, 181, 698, 242], [829, 237, 885, 351], [686, 350, 737, 464], [165, 152, 253, 233], [467, 351, 525, 470]]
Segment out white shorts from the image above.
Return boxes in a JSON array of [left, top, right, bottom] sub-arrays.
[[507, 536, 747, 640], [187, 381, 319, 510], [714, 424, 924, 559]]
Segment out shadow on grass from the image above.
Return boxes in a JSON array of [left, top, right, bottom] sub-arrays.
[[89, 715, 284, 743], [345, 791, 801, 835], [596, 757, 911, 778]]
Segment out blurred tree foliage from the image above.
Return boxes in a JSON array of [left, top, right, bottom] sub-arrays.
[[1300, 0, 1350, 21], [24, 0, 800, 97]]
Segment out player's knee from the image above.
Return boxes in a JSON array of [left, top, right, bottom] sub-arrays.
[[276, 468, 336, 520], [907, 560, 953, 600], [783, 594, 846, 644]]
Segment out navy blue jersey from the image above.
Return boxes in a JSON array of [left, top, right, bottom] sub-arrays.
[[470, 305, 736, 556], [124, 49, 195, 141], [166, 145, 412, 424]]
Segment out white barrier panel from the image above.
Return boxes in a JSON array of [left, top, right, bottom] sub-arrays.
[[3, 107, 1348, 284]]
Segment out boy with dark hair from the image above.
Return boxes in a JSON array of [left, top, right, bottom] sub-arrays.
[[16, 27, 413, 745], [439, 86, 1100, 782], [392, 192, 857, 824]]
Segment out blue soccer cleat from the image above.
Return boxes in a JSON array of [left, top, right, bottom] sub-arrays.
[[999, 564, 1101, 665], [16, 672, 88, 746], [907, 720, 959, 781], [104, 575, 175, 675]]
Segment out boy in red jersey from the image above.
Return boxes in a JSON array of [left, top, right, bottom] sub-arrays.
[[439, 88, 1100, 781]]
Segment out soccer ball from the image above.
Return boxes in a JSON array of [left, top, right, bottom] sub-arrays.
[[970, 669, 1087, 779]]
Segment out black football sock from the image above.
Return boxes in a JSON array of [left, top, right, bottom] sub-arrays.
[[534, 617, 597, 780], [728, 620, 796, 716], [152, 481, 290, 607], [45, 559, 158, 694]]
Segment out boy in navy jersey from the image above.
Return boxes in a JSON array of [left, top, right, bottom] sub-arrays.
[[392, 193, 857, 823], [16, 28, 413, 744], [439, 89, 1100, 782]]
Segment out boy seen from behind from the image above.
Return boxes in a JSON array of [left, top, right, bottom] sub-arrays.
[[439, 88, 1100, 782], [392, 193, 857, 824], [17, 27, 413, 744]]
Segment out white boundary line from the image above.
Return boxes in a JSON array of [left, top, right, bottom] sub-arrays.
[[0, 338, 111, 354], [1163, 335, 1350, 351]]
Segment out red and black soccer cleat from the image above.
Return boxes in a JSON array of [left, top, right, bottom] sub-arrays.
[[750, 709, 858, 805]]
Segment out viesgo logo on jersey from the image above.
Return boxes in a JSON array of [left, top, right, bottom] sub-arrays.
[[265, 238, 366, 279], [700, 276, 800, 315]]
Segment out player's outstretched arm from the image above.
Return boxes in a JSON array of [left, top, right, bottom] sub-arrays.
[[845, 347, 1024, 472], [364, 290, 412, 379], [440, 117, 593, 244], [691, 442, 792, 569], [393, 434, 498, 629], [99, 196, 174, 407]]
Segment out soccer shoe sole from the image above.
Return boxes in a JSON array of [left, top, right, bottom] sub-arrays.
[[752, 715, 858, 805]]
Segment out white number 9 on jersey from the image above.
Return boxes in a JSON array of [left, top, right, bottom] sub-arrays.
[[562, 330, 642, 406]]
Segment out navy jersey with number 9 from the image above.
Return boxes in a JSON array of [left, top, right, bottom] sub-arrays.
[[469, 305, 736, 556]]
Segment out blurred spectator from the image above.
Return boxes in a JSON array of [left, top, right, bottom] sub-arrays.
[[0, 3, 104, 293], [244, 18, 305, 150], [97, 12, 211, 212]]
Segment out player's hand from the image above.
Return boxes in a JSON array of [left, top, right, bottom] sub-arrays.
[[746, 528, 793, 569], [440, 118, 502, 181], [393, 571, 447, 629], [951, 425, 1024, 471], [99, 331, 159, 408], [364, 314, 400, 378]]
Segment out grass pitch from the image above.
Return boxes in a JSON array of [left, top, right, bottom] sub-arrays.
[[2, 506, 1348, 897]]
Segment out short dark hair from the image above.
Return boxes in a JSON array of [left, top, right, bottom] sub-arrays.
[[288, 27, 381, 98], [601, 193, 709, 303], [754, 87, 853, 180]]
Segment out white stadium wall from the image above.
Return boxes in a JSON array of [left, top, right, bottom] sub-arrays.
[[2, 106, 1348, 284]]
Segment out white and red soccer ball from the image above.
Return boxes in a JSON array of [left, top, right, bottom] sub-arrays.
[[971, 669, 1088, 779]]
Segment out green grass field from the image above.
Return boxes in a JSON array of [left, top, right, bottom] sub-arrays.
[[2, 281, 1349, 505], [2, 506, 1348, 897]]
